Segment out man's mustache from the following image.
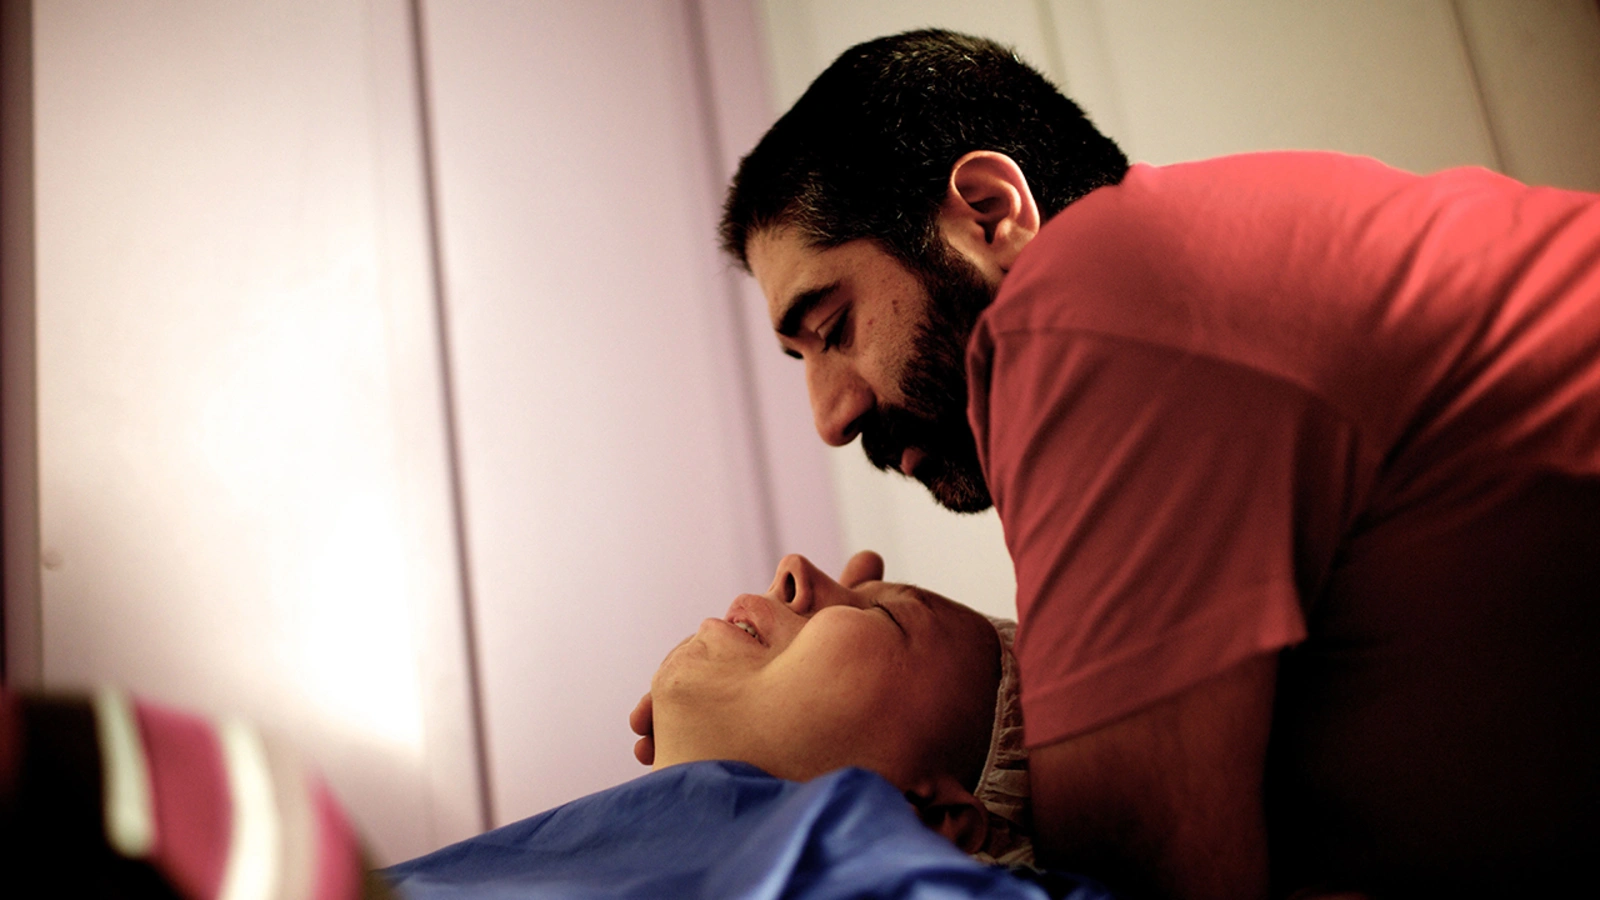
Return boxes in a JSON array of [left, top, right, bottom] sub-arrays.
[[860, 406, 927, 472], [860, 403, 966, 473]]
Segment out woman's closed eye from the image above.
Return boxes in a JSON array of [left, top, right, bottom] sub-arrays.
[[871, 601, 904, 634]]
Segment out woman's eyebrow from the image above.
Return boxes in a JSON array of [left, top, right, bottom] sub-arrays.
[[896, 586, 934, 609], [887, 587, 937, 633]]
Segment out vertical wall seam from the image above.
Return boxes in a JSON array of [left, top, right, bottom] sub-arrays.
[[404, 0, 495, 833], [1033, 0, 1071, 92], [683, 0, 780, 568], [1, 0, 41, 687], [1448, 0, 1508, 174]]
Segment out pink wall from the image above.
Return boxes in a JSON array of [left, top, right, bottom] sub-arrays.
[[416, 0, 837, 824], [5, 0, 844, 860]]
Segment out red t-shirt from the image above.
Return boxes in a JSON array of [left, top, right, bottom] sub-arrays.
[[967, 151, 1600, 889]]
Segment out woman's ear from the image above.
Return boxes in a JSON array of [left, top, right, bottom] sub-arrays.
[[937, 151, 1041, 281], [905, 774, 991, 855]]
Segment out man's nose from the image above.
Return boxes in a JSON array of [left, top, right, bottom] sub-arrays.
[[769, 554, 852, 616], [807, 361, 872, 447]]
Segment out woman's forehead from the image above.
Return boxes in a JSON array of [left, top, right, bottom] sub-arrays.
[[887, 582, 977, 620], [882, 584, 997, 656]]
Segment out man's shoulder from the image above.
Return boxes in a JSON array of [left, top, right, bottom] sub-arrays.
[[1035, 150, 1409, 246], [982, 151, 1422, 335], [1123, 150, 1416, 199], [1038, 149, 1414, 239]]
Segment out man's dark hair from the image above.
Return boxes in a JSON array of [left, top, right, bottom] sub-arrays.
[[720, 29, 1129, 271]]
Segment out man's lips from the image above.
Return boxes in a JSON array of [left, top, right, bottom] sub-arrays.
[[900, 446, 927, 477]]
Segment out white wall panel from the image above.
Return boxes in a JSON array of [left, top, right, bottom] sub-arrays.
[[698, 0, 845, 575], [418, 0, 784, 824], [1049, 0, 1499, 171], [30, 0, 478, 863], [1456, 0, 1600, 191], [761, 0, 1064, 109], [1046, 0, 1130, 146]]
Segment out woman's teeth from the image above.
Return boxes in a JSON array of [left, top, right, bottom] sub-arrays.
[[735, 621, 758, 639]]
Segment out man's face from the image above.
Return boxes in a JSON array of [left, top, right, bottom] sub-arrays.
[[747, 227, 996, 512], [650, 554, 999, 787]]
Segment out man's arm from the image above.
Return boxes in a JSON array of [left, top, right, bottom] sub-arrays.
[[1030, 652, 1278, 900]]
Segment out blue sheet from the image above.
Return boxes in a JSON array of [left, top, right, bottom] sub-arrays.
[[384, 761, 1111, 899]]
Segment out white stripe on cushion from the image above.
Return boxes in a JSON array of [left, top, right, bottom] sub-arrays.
[[219, 718, 281, 900], [92, 685, 155, 858]]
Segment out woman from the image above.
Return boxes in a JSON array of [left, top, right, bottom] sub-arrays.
[[386, 554, 1106, 899]]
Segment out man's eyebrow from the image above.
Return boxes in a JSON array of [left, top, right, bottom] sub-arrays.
[[775, 282, 840, 338]]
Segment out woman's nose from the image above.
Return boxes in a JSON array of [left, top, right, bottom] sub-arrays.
[[769, 554, 850, 616]]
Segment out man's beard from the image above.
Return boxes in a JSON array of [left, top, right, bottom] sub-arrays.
[[859, 241, 997, 513]]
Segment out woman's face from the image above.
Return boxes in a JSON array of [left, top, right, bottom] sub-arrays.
[[650, 554, 999, 789]]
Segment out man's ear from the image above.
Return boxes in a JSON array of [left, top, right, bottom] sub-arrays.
[[937, 151, 1041, 281], [905, 773, 990, 855]]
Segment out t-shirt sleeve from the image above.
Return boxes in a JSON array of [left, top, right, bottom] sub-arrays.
[[969, 323, 1359, 747]]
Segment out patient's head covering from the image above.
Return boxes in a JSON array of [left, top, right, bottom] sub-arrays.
[[971, 616, 1032, 867]]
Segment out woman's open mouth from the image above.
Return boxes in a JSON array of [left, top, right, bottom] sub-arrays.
[[724, 595, 770, 645]]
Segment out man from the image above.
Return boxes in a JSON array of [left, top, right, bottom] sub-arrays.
[[715, 28, 1599, 900]]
